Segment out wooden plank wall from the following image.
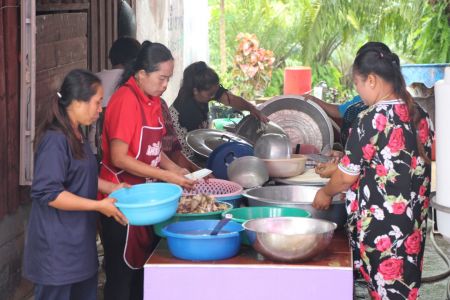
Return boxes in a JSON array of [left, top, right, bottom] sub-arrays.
[[0, 0, 21, 219], [35, 12, 89, 124], [0, 0, 119, 219], [89, 0, 119, 72]]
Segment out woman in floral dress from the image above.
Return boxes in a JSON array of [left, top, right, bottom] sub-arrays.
[[313, 42, 434, 300]]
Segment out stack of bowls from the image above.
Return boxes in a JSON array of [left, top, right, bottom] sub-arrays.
[[254, 133, 307, 178]]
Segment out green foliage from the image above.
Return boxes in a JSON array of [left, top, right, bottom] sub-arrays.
[[209, 0, 450, 103], [410, 0, 450, 63]]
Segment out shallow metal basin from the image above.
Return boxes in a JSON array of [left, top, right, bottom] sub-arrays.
[[243, 217, 337, 262], [243, 185, 347, 228]]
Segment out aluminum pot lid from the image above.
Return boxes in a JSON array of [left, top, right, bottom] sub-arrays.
[[233, 115, 287, 145], [257, 95, 333, 152], [186, 129, 252, 158], [206, 142, 254, 180]]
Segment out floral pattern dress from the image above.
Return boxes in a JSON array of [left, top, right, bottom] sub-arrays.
[[338, 100, 434, 300]]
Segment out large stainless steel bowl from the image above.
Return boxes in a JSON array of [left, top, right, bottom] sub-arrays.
[[254, 133, 291, 159], [243, 185, 347, 228], [243, 217, 337, 262]]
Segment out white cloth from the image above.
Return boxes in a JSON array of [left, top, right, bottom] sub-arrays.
[[96, 69, 124, 108]]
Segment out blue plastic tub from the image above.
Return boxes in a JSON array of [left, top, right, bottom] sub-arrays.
[[162, 220, 243, 261], [110, 183, 182, 226]]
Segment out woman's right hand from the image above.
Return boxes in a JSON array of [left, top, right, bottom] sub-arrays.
[[165, 172, 196, 189], [97, 197, 128, 226], [315, 161, 338, 178]]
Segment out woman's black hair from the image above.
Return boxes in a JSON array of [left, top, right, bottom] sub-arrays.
[[119, 40, 174, 86], [34, 69, 101, 159], [108, 36, 141, 66], [352, 42, 430, 163], [176, 61, 220, 101]]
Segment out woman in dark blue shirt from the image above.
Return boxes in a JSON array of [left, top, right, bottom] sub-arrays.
[[23, 69, 128, 300]]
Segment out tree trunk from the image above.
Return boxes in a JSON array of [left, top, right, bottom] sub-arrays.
[[219, 0, 226, 74]]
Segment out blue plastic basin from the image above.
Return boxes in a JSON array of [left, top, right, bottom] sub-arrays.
[[162, 220, 243, 261], [110, 183, 182, 226]]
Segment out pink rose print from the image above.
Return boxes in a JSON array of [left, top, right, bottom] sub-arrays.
[[376, 164, 387, 177], [408, 288, 419, 300], [375, 235, 392, 252], [357, 219, 362, 232], [378, 257, 404, 281], [359, 266, 371, 283], [411, 156, 417, 169], [350, 200, 358, 212], [418, 118, 429, 144], [392, 201, 406, 214], [419, 185, 427, 196], [374, 113, 388, 131], [359, 242, 365, 257], [351, 178, 360, 190], [423, 197, 429, 209], [388, 127, 405, 153], [341, 155, 350, 166], [394, 104, 410, 122], [362, 143, 376, 160], [405, 230, 422, 255], [370, 291, 382, 300]]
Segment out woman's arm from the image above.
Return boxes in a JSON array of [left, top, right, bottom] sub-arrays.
[[110, 139, 195, 188], [219, 92, 269, 122], [304, 95, 341, 119], [159, 152, 189, 175], [166, 150, 200, 173], [48, 191, 128, 225], [312, 168, 358, 210]]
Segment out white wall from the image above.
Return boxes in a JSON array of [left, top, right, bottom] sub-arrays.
[[136, 0, 209, 105]]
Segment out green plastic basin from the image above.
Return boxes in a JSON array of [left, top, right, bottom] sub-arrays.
[[222, 206, 311, 245]]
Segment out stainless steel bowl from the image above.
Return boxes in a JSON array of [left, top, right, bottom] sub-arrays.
[[227, 156, 269, 188], [243, 185, 347, 228], [243, 217, 337, 262], [254, 133, 291, 159]]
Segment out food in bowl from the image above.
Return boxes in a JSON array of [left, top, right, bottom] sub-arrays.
[[176, 194, 230, 214]]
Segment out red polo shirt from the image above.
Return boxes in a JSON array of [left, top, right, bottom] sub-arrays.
[[100, 76, 166, 182]]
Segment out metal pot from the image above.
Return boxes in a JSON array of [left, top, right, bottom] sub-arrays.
[[254, 133, 291, 159], [243, 185, 347, 228], [227, 156, 269, 189]]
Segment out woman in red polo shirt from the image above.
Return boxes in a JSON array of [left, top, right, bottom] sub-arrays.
[[99, 41, 195, 300]]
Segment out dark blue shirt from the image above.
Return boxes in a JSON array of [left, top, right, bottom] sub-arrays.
[[23, 130, 99, 285]]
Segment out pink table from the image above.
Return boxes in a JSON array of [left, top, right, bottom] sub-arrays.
[[144, 230, 353, 300]]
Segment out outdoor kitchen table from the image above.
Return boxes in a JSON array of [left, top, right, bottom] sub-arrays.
[[143, 229, 353, 300]]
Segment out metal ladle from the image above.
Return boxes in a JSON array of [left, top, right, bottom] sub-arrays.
[[210, 214, 232, 235]]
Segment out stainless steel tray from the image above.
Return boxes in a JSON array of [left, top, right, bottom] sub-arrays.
[[257, 95, 334, 152]]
